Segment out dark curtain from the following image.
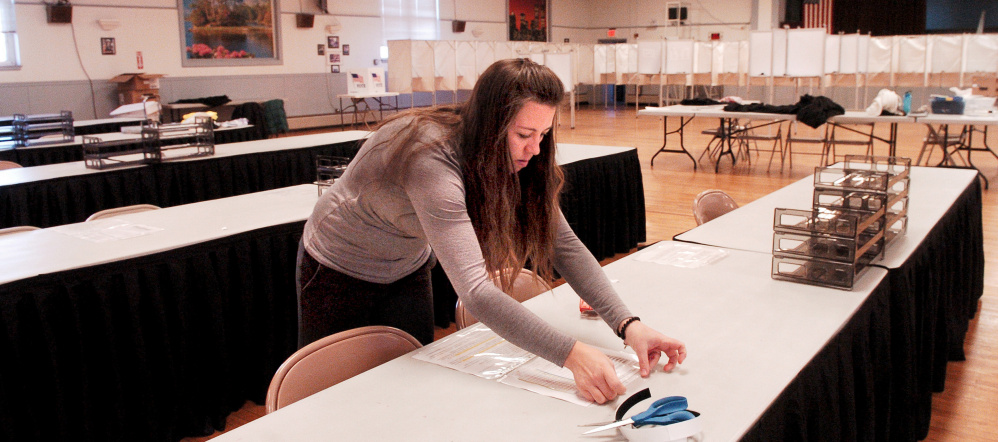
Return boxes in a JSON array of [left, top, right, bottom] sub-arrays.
[[834, 0, 926, 36]]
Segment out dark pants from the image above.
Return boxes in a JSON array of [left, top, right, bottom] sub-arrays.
[[296, 241, 436, 348]]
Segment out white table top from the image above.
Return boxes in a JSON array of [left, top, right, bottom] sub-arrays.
[[0, 131, 370, 187], [211, 243, 887, 441], [74, 117, 147, 128], [915, 113, 998, 125], [0, 184, 320, 285], [828, 111, 916, 124], [0, 143, 634, 286], [674, 166, 979, 269], [556, 143, 633, 165], [337, 92, 400, 99], [639, 106, 916, 125]]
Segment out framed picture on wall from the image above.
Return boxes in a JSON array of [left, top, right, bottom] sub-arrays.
[[178, 0, 282, 66], [101, 38, 116, 55], [508, 0, 548, 42], [342, 44, 350, 56], [330, 53, 340, 63], [331, 64, 340, 73], [317, 44, 325, 56], [328, 36, 339, 49]]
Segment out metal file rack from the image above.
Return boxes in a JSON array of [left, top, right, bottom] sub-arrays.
[[10, 111, 74, 146], [314, 155, 350, 195], [83, 117, 214, 170], [772, 156, 910, 289]]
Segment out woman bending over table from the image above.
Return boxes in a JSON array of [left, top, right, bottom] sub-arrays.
[[297, 58, 686, 404]]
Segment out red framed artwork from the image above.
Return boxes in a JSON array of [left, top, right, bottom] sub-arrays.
[[508, 0, 547, 42]]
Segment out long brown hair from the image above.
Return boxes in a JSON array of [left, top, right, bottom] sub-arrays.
[[378, 58, 566, 292], [459, 58, 565, 291]]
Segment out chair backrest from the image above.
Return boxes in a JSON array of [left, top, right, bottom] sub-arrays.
[[262, 99, 289, 136], [86, 204, 161, 222], [265, 325, 421, 413], [455, 268, 553, 330], [0, 160, 23, 170], [0, 225, 40, 236], [692, 189, 739, 225]]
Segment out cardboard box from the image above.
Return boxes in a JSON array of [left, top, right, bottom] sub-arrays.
[[971, 75, 997, 97], [110, 73, 164, 105]]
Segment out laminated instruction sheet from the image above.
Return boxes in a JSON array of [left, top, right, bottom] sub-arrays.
[[411, 323, 642, 406]]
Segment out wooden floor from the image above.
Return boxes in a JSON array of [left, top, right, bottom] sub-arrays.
[[183, 106, 998, 441]]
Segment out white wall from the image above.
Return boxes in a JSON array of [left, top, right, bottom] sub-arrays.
[[0, 0, 775, 91]]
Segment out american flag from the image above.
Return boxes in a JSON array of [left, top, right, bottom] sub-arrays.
[[803, 0, 834, 33], [351, 73, 364, 84]]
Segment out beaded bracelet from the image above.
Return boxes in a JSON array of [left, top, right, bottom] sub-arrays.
[[616, 316, 640, 340]]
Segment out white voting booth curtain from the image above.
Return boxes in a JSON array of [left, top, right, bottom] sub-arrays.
[[694, 41, 713, 74], [930, 35, 962, 74], [455, 41, 477, 90], [594, 44, 615, 82], [475, 41, 495, 78], [867, 36, 893, 74], [494, 41, 513, 63], [749, 31, 773, 77], [965, 34, 998, 73], [544, 52, 574, 92], [576, 44, 595, 85], [387, 40, 414, 94], [433, 41, 457, 91], [665, 40, 694, 75], [772, 30, 788, 77], [785, 28, 825, 77], [898, 36, 927, 73], [411, 40, 436, 92], [387, 34, 996, 103], [637, 41, 663, 75]]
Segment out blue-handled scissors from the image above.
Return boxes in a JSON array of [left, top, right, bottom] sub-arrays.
[[582, 395, 692, 435]]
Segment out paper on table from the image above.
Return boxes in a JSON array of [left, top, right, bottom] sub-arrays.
[[411, 323, 533, 380], [499, 351, 641, 406], [54, 220, 164, 243], [635, 242, 727, 268], [411, 323, 642, 406]]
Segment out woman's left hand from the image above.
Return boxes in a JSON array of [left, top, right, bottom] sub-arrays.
[[623, 321, 687, 377]]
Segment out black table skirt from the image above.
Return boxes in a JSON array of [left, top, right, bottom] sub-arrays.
[[1, 139, 362, 229], [743, 178, 984, 442], [0, 223, 303, 442], [560, 149, 647, 261], [0, 125, 263, 168]]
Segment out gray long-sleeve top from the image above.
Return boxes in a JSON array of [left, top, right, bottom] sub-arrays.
[[302, 117, 632, 366]]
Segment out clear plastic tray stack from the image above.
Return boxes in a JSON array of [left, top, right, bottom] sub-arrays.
[[772, 156, 910, 289]]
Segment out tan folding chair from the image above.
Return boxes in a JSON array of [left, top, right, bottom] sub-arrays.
[[265, 325, 421, 413], [0, 160, 23, 170], [0, 225, 40, 236], [85, 204, 161, 221], [692, 189, 739, 225], [455, 268, 553, 330], [917, 125, 967, 166]]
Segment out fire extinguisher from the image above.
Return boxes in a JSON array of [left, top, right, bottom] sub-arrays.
[[137, 51, 144, 70]]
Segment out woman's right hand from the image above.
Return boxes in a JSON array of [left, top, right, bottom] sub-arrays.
[[563, 341, 627, 404]]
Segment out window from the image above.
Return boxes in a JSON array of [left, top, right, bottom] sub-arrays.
[[382, 0, 440, 43], [0, 0, 19, 69]]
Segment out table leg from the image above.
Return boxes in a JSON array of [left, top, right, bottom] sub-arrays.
[[650, 116, 698, 170], [961, 126, 991, 189]]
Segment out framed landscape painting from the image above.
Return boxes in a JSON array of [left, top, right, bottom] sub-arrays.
[[179, 0, 282, 66]]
